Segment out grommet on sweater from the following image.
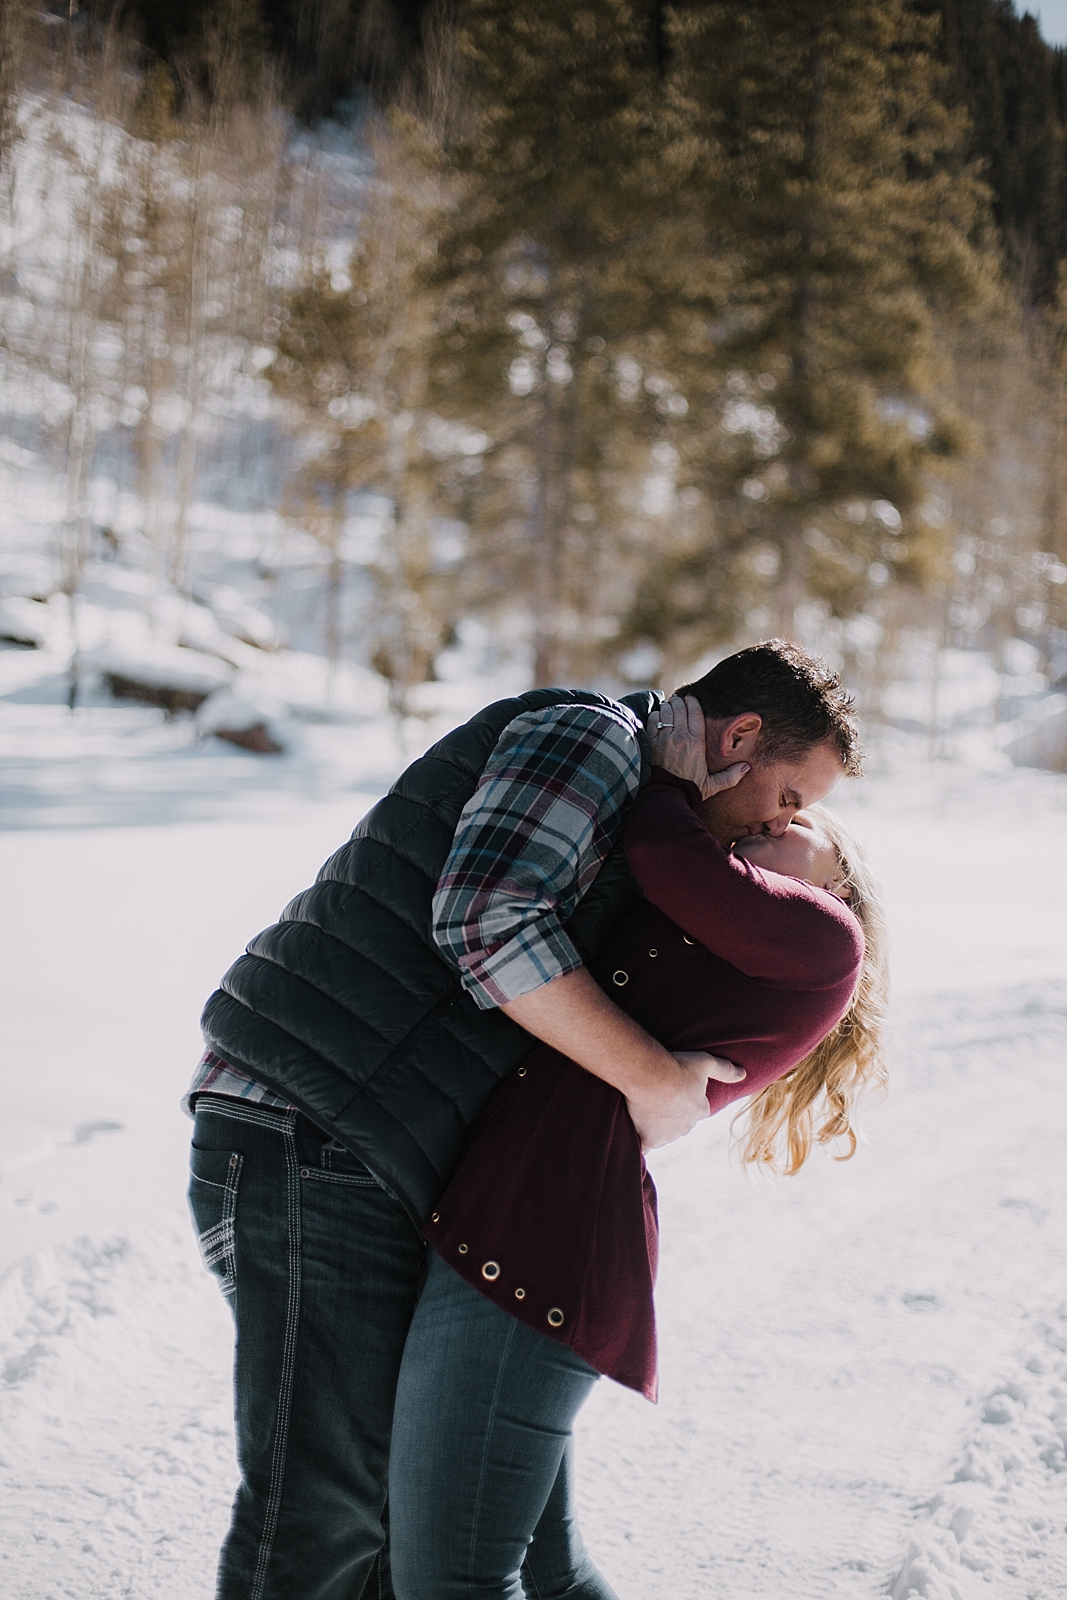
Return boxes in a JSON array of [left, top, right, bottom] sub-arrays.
[[682, 935, 696, 945], [514, 1288, 525, 1300], [612, 970, 629, 986], [481, 1261, 500, 1280], [431, 1212, 440, 1223], [458, 1243, 468, 1254], [517, 1067, 527, 1077], [547, 1308, 564, 1328], [648, 948, 658, 958]]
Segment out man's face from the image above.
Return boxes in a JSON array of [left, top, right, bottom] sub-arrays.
[[699, 722, 845, 846]]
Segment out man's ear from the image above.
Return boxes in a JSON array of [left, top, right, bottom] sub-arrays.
[[714, 713, 762, 763]]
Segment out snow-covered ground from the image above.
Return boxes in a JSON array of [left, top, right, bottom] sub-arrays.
[[2, 651, 1066, 1599]]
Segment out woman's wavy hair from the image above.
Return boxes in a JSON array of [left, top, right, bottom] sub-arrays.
[[734, 805, 890, 1176]]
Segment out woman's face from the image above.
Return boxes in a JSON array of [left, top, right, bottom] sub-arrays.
[[731, 811, 846, 897]]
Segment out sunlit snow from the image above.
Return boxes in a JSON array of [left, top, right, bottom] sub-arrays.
[[2, 633, 1066, 1599]]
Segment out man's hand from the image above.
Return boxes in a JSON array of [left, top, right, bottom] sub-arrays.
[[649, 694, 749, 800], [500, 970, 745, 1153], [627, 1049, 745, 1151]]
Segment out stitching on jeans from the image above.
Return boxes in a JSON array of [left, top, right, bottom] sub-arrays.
[[197, 1097, 298, 1134], [198, 1206, 235, 1282], [193, 1153, 242, 1296], [301, 1169, 381, 1188], [249, 1120, 302, 1600], [195, 1101, 391, 1207], [466, 1297, 518, 1592]]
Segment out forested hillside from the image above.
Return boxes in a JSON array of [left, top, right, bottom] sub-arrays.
[[120, 0, 1067, 302], [932, 0, 1067, 299], [1, 0, 1066, 735]]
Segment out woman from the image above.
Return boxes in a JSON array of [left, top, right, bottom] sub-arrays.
[[388, 703, 889, 1600]]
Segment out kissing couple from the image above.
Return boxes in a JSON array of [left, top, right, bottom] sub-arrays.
[[187, 637, 888, 1600]]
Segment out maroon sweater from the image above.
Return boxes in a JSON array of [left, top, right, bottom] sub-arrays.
[[423, 770, 864, 1400]]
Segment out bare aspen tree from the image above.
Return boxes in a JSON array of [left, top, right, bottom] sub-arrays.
[[0, 4, 291, 690], [268, 102, 468, 712], [30, 20, 139, 704], [0, 0, 35, 367], [162, 14, 284, 591], [95, 66, 179, 584], [932, 315, 1063, 711], [166, 101, 286, 589], [836, 303, 1067, 751], [0, 0, 33, 192], [1033, 276, 1067, 665], [91, 40, 286, 601]]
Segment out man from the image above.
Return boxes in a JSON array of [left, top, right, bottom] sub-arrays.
[[187, 638, 861, 1599]]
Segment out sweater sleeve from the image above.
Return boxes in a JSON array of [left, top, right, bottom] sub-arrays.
[[623, 770, 863, 989]]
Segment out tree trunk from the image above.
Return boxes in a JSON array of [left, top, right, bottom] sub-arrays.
[[532, 367, 567, 687], [324, 474, 347, 701], [532, 274, 584, 687], [774, 533, 804, 640], [169, 137, 210, 589], [793, 38, 824, 379]]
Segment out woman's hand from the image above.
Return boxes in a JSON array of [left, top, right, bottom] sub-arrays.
[[648, 694, 749, 802]]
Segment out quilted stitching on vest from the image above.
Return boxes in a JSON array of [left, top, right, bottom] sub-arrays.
[[200, 688, 659, 1223]]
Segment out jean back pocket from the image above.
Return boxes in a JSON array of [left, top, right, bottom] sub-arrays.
[[188, 1146, 242, 1298]]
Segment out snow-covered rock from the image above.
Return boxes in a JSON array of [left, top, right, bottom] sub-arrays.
[[66, 566, 267, 670], [195, 584, 281, 651], [0, 595, 57, 650], [195, 688, 287, 754], [91, 644, 232, 714], [0, 552, 55, 602]]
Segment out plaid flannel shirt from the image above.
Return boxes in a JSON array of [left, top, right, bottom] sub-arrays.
[[184, 1049, 293, 1113], [185, 698, 644, 1113], [431, 701, 644, 1009]]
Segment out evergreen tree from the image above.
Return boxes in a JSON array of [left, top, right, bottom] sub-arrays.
[[931, 0, 1067, 301], [117, 0, 1067, 308], [626, 0, 997, 660], [121, 0, 270, 106], [424, 0, 708, 685], [122, 0, 433, 120]]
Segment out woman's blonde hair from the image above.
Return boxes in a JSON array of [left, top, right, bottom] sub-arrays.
[[734, 805, 889, 1176]]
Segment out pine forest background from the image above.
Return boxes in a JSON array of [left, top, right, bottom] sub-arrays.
[[3, 0, 1067, 751]]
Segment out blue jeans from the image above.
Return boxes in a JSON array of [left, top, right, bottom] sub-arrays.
[[389, 1253, 619, 1600], [188, 1095, 426, 1600]]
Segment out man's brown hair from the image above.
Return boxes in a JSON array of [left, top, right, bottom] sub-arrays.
[[677, 639, 863, 777]]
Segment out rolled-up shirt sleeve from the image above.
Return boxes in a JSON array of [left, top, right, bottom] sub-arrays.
[[432, 703, 644, 1009]]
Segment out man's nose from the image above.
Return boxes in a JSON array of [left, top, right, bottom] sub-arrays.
[[765, 815, 792, 838]]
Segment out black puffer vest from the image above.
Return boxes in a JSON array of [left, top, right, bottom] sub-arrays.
[[200, 688, 660, 1224]]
